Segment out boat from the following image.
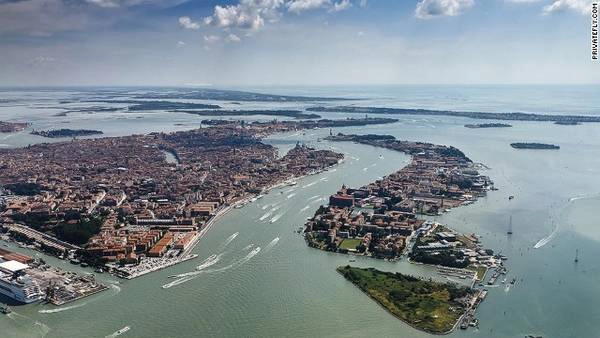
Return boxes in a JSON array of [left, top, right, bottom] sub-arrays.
[[510, 278, 516, 285], [95, 267, 104, 274], [80, 262, 89, 268], [575, 249, 579, 263], [507, 215, 513, 235], [1, 304, 11, 314], [509, 195, 514, 200], [349, 259, 356, 262], [69, 259, 80, 265], [0, 261, 44, 304]]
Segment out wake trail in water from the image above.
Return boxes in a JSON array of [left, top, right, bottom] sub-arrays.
[[265, 237, 280, 252], [208, 247, 261, 273], [362, 167, 368, 171], [259, 212, 272, 221], [300, 205, 310, 212], [105, 326, 131, 338], [271, 205, 281, 212], [219, 232, 238, 250], [308, 195, 320, 201], [39, 303, 87, 314], [533, 225, 559, 249], [302, 182, 317, 188], [270, 213, 284, 223], [261, 204, 270, 210], [284, 188, 296, 194], [243, 244, 254, 250], [286, 193, 296, 199]]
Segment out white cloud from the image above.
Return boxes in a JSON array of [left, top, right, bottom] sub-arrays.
[[204, 0, 284, 31], [27, 56, 56, 66], [415, 0, 475, 19], [542, 0, 592, 15], [330, 0, 351, 12], [204, 35, 221, 43], [287, 0, 331, 13], [179, 16, 200, 30], [86, 0, 120, 8], [226, 33, 242, 42]]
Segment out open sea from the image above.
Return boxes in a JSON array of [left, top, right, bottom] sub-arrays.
[[1, 85, 599, 338]]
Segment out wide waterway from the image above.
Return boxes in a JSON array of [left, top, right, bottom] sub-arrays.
[[1, 86, 600, 337]]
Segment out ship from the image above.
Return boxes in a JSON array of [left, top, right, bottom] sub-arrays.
[[507, 215, 513, 235], [0, 261, 44, 304]]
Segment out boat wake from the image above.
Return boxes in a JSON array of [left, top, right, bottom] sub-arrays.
[[208, 247, 261, 273], [105, 326, 130, 338], [308, 195, 320, 201], [261, 204, 270, 210], [243, 243, 254, 250], [302, 181, 317, 188], [39, 302, 87, 314], [270, 213, 284, 223], [533, 225, 559, 249], [219, 232, 239, 250], [286, 193, 296, 199], [284, 188, 296, 194], [319, 177, 328, 181], [162, 247, 262, 289], [362, 167, 368, 171], [271, 205, 281, 212], [300, 205, 310, 212], [259, 212, 272, 221], [265, 237, 280, 252]]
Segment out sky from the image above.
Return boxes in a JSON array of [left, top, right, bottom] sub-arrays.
[[0, 0, 597, 86]]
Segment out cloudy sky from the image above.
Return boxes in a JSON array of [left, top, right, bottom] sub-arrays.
[[0, 0, 597, 86]]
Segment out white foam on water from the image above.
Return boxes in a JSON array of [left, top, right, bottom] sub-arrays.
[[105, 326, 130, 338], [271, 205, 281, 212], [362, 167, 368, 171], [286, 193, 296, 199], [300, 205, 310, 212], [284, 188, 296, 194], [39, 303, 87, 314], [533, 225, 559, 249], [242, 244, 255, 250], [319, 177, 328, 182], [270, 213, 283, 223], [261, 204, 270, 210], [219, 232, 238, 250], [308, 195, 320, 201], [265, 237, 280, 252], [208, 247, 261, 274], [162, 275, 197, 289], [259, 212, 272, 221], [302, 181, 317, 188]]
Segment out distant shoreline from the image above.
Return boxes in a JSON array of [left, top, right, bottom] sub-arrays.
[[308, 106, 600, 124]]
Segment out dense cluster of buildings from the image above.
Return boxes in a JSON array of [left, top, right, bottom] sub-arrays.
[[304, 133, 492, 260], [0, 123, 343, 270]]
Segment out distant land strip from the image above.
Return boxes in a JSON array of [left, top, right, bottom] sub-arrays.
[[174, 109, 321, 119], [307, 106, 600, 123]]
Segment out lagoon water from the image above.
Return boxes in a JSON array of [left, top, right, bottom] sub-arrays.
[[1, 86, 600, 338]]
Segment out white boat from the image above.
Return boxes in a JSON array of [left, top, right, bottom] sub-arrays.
[[0, 261, 44, 304]]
